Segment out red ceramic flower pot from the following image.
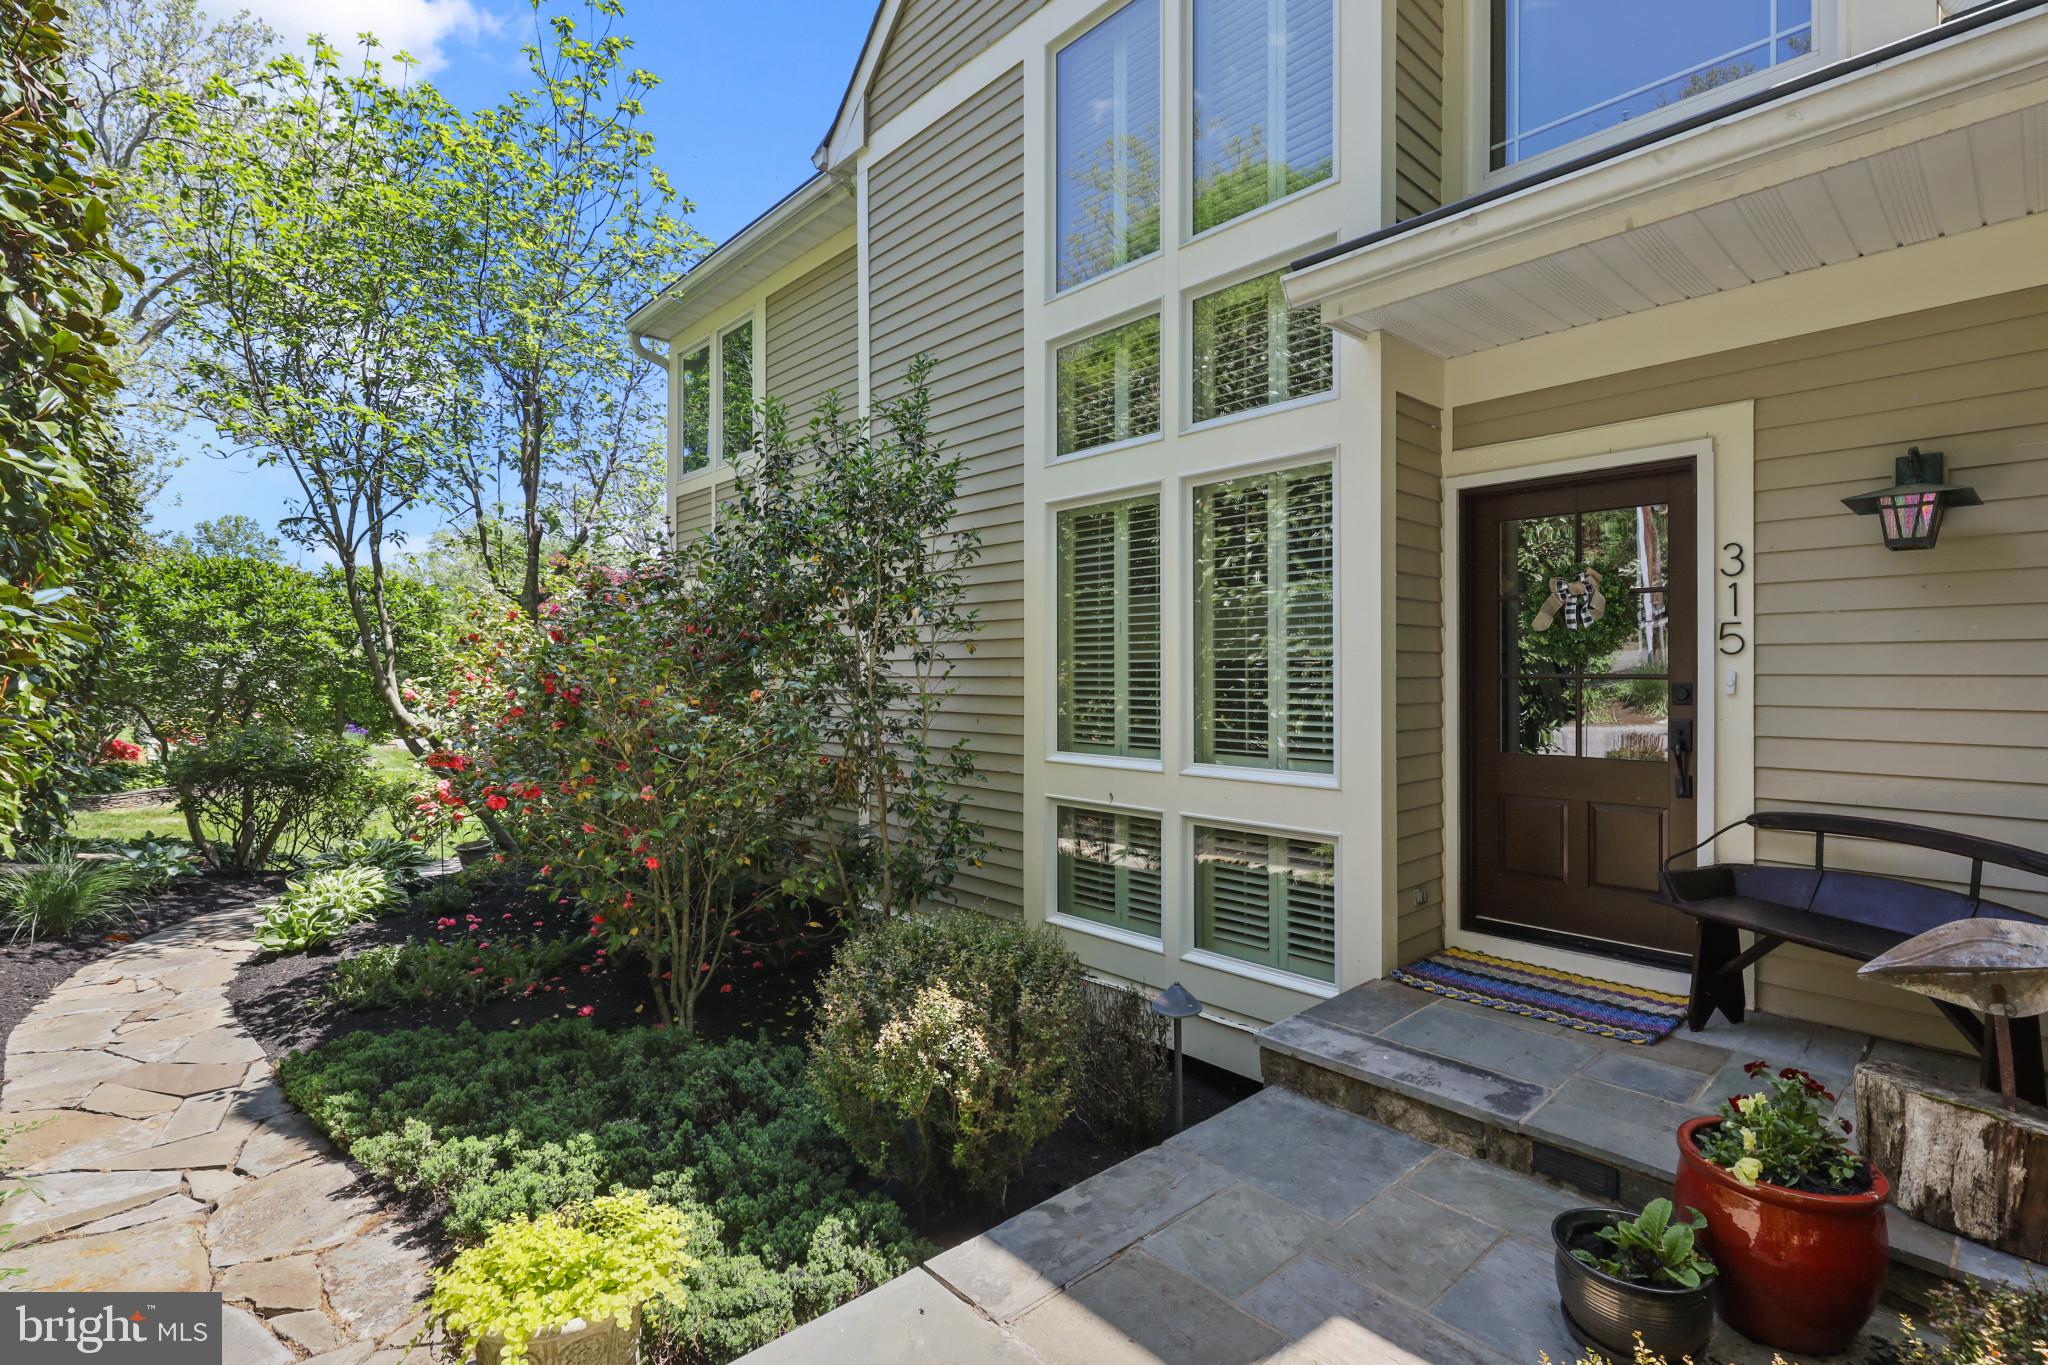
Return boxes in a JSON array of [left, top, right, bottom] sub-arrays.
[[1673, 1116, 1890, 1355]]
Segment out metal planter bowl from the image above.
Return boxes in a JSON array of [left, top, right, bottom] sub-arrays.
[[1552, 1208, 1716, 1361]]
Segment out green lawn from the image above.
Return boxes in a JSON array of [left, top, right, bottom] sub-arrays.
[[67, 742, 434, 849]]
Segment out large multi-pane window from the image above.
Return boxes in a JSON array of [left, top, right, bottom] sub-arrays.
[[1191, 271, 1332, 423], [1058, 496, 1161, 758], [1057, 316, 1162, 456], [1056, 806, 1163, 938], [1491, 0, 1815, 169], [1192, 0, 1336, 234], [1055, 0, 1161, 289], [720, 322, 754, 456], [1193, 823, 1335, 980], [1194, 464, 1333, 773], [678, 345, 711, 475]]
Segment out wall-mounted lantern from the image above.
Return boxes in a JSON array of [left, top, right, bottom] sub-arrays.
[[1841, 447, 1980, 551]]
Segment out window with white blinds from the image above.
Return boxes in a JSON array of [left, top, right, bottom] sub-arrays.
[[1192, 0, 1336, 234], [1191, 271, 1333, 423], [1193, 824, 1336, 980], [1194, 464, 1334, 773], [1056, 806, 1164, 939], [679, 345, 710, 475], [1058, 496, 1162, 759], [720, 321, 753, 457], [1057, 316, 1162, 457], [1056, 0, 1162, 290]]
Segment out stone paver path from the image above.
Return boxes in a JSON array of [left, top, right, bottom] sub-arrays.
[[2, 899, 434, 1364]]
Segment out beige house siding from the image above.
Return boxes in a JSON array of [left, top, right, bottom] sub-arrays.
[[868, 67, 1028, 918], [1453, 286, 2048, 1047], [766, 247, 859, 431], [673, 485, 717, 545], [1395, 393, 1447, 964], [1393, 0, 1447, 220], [867, 0, 1044, 133]]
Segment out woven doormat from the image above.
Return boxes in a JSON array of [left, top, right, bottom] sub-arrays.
[[1390, 947, 1689, 1045]]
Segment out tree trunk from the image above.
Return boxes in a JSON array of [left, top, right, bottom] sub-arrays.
[[1856, 1058, 2048, 1264]]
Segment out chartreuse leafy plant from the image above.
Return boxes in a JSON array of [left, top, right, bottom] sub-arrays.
[[254, 865, 402, 954], [1571, 1199, 1717, 1290], [429, 1191, 692, 1364], [809, 913, 1086, 1207], [1698, 1061, 1861, 1192]]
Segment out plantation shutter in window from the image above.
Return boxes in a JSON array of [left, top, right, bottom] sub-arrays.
[[679, 346, 710, 475], [1194, 824, 1335, 981], [1192, 272, 1333, 423], [1192, 0, 1336, 233], [1056, 0, 1162, 289], [1058, 497, 1161, 758], [1057, 316, 1162, 456], [721, 322, 753, 457], [1195, 465, 1334, 773], [1057, 806, 1163, 938]]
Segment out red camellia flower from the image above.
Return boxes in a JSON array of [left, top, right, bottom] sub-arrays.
[[639, 786, 654, 801], [720, 984, 733, 994], [644, 856, 660, 870], [577, 1005, 595, 1017], [485, 793, 510, 811], [591, 914, 605, 925]]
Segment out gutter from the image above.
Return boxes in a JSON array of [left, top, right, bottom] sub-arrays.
[[625, 172, 848, 337], [1294, 0, 2048, 275]]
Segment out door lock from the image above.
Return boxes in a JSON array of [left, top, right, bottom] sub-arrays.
[[1671, 717, 1696, 800]]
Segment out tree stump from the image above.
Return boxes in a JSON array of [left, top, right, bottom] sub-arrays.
[[1856, 1059, 2048, 1264]]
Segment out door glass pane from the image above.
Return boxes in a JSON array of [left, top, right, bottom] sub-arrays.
[[1491, 0, 1816, 169], [1583, 503, 1668, 590], [1584, 680, 1670, 761], [1506, 677, 1578, 756]]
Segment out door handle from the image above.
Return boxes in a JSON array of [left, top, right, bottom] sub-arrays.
[[1671, 717, 1696, 800]]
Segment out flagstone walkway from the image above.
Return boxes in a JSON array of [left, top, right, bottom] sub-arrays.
[[1, 897, 434, 1364]]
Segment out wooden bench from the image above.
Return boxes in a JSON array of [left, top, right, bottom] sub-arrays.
[[1661, 811, 2048, 1106]]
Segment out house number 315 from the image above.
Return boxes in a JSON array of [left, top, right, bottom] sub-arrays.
[[1718, 542, 1748, 655]]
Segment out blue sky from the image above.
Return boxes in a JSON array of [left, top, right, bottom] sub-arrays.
[[153, 0, 877, 552]]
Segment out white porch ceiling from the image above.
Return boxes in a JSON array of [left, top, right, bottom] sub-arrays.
[[1339, 106, 2048, 359]]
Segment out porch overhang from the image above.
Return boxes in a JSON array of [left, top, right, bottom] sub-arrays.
[[1285, 0, 2048, 359]]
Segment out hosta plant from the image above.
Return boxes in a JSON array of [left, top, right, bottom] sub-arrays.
[[428, 1191, 692, 1364], [1697, 1061, 1862, 1193], [255, 865, 402, 954], [1571, 1199, 1718, 1289]]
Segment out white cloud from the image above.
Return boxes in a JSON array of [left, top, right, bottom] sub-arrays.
[[232, 0, 502, 77]]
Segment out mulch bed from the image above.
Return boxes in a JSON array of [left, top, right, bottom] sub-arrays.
[[228, 865, 1258, 1246], [0, 873, 282, 1088]]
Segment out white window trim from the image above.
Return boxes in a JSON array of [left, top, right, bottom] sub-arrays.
[[1180, 0, 1343, 245], [1181, 250, 1339, 434], [1181, 948, 1340, 997], [712, 312, 762, 468], [1051, 0, 1168, 298], [1180, 449, 1342, 786], [1049, 795, 1168, 949], [1464, 0, 1841, 192], [1182, 812, 1344, 990], [1051, 308, 1168, 462], [1052, 490, 1165, 764]]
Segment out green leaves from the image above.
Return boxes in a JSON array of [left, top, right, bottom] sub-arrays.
[[1573, 1199, 1717, 1290]]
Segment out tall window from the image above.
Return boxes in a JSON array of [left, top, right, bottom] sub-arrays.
[[1193, 824, 1335, 980], [1058, 496, 1161, 759], [679, 345, 710, 475], [1492, 0, 1815, 169], [1192, 271, 1332, 423], [1057, 806, 1163, 939], [1194, 464, 1333, 773], [1057, 316, 1161, 456], [1056, 0, 1161, 289], [720, 321, 754, 456], [1192, 0, 1336, 234]]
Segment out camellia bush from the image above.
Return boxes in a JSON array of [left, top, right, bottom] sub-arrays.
[[809, 913, 1086, 1207], [416, 564, 833, 1031]]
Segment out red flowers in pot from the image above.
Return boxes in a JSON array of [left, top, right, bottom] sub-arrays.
[[1673, 1062, 1889, 1355]]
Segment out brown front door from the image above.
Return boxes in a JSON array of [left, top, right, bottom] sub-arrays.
[[1463, 463, 1697, 964]]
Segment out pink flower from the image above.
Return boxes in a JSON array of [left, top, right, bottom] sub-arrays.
[[639, 786, 655, 802], [577, 1006, 595, 1017]]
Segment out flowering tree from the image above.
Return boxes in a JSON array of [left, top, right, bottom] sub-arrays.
[[416, 561, 830, 1030]]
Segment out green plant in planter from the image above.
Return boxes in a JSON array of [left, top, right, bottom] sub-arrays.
[[1572, 1199, 1718, 1289], [255, 865, 403, 953], [429, 1191, 692, 1364], [1697, 1061, 1860, 1191]]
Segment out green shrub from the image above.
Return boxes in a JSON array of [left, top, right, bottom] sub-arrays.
[[809, 913, 1085, 1206], [430, 1191, 693, 1364], [166, 727, 382, 871], [1075, 980, 1169, 1151], [255, 865, 402, 954], [0, 857, 142, 943], [327, 936, 586, 1011]]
